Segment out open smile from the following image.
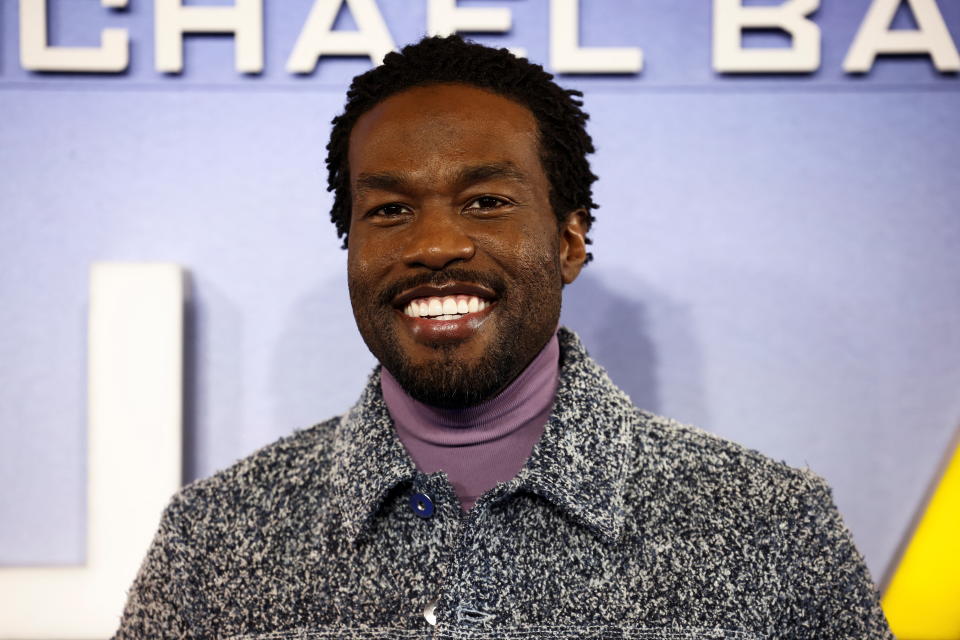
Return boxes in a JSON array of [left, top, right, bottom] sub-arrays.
[[402, 294, 491, 320], [392, 283, 498, 341]]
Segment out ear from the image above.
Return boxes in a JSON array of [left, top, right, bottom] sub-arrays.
[[558, 209, 589, 285]]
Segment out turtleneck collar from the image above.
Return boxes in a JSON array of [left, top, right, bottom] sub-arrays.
[[381, 332, 560, 510]]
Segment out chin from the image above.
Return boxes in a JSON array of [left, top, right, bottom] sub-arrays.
[[374, 325, 518, 409], [356, 289, 559, 409]]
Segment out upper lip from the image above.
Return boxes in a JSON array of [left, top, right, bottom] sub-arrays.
[[392, 282, 497, 308]]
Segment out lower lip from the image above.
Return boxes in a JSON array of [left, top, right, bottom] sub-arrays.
[[397, 304, 495, 344]]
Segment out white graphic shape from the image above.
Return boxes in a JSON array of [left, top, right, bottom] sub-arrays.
[[0, 263, 184, 639]]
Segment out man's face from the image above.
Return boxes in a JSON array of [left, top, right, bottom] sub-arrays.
[[346, 83, 587, 408]]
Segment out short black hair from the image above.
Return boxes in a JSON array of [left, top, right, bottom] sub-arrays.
[[325, 35, 598, 262]]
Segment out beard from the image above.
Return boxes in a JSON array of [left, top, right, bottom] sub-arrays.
[[377, 325, 522, 408], [350, 265, 562, 409]]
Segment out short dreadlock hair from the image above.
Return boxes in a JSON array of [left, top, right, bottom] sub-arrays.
[[325, 35, 598, 263]]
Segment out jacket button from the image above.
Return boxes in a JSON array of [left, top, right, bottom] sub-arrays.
[[410, 492, 435, 518], [423, 597, 438, 625]]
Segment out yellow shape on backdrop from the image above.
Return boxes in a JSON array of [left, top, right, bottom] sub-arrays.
[[882, 435, 960, 640]]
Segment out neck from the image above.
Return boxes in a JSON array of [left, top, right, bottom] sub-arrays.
[[381, 332, 560, 510]]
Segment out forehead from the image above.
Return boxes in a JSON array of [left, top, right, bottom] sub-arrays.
[[347, 84, 543, 184]]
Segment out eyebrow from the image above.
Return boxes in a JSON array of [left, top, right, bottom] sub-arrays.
[[455, 162, 529, 186], [353, 172, 406, 199], [353, 162, 530, 199]]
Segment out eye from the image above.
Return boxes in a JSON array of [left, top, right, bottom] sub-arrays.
[[367, 203, 412, 219], [464, 196, 511, 212]]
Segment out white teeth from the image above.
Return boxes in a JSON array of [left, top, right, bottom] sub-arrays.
[[404, 294, 491, 319]]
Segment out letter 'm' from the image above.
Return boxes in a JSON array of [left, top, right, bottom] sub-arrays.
[[713, 0, 821, 73], [844, 0, 959, 72], [155, 0, 263, 73], [550, 0, 642, 73], [19, 0, 129, 72], [287, 0, 395, 73]]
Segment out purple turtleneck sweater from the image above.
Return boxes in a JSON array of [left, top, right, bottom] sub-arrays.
[[381, 333, 560, 511]]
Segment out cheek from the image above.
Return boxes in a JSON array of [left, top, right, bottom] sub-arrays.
[[510, 225, 563, 275], [483, 229, 558, 276], [346, 249, 375, 303], [348, 225, 401, 270], [347, 236, 403, 310], [347, 229, 383, 272]]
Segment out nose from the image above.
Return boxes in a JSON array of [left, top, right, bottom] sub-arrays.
[[401, 207, 476, 270]]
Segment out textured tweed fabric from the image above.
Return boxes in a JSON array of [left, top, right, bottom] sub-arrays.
[[114, 329, 893, 639]]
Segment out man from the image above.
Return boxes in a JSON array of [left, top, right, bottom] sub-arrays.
[[114, 36, 892, 638]]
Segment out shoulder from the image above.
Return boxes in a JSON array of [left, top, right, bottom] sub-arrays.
[[634, 409, 826, 493], [612, 408, 889, 634], [621, 408, 838, 539], [163, 416, 345, 534], [555, 327, 833, 528]]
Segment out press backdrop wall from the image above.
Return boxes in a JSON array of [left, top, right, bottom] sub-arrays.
[[2, 0, 959, 591]]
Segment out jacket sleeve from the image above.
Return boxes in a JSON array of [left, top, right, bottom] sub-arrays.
[[775, 471, 894, 639], [112, 493, 204, 639]]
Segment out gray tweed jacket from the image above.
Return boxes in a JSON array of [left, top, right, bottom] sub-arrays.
[[114, 328, 893, 639]]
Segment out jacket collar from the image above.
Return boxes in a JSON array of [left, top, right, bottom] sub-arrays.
[[512, 328, 633, 542], [331, 328, 633, 543], [330, 376, 418, 541]]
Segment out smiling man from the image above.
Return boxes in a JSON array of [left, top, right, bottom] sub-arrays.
[[346, 82, 581, 412], [114, 37, 892, 639]]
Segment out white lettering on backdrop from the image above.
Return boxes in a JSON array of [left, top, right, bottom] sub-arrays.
[[19, 0, 130, 72], [428, 0, 526, 58], [844, 0, 960, 72], [288, 0, 395, 72], [428, 0, 511, 39], [550, 0, 643, 73], [16, 0, 960, 75], [155, 0, 263, 73], [713, 0, 821, 73]]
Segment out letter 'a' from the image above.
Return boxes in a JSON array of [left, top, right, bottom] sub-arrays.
[[844, 0, 960, 72]]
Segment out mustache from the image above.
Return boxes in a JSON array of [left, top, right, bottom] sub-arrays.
[[378, 268, 507, 305]]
